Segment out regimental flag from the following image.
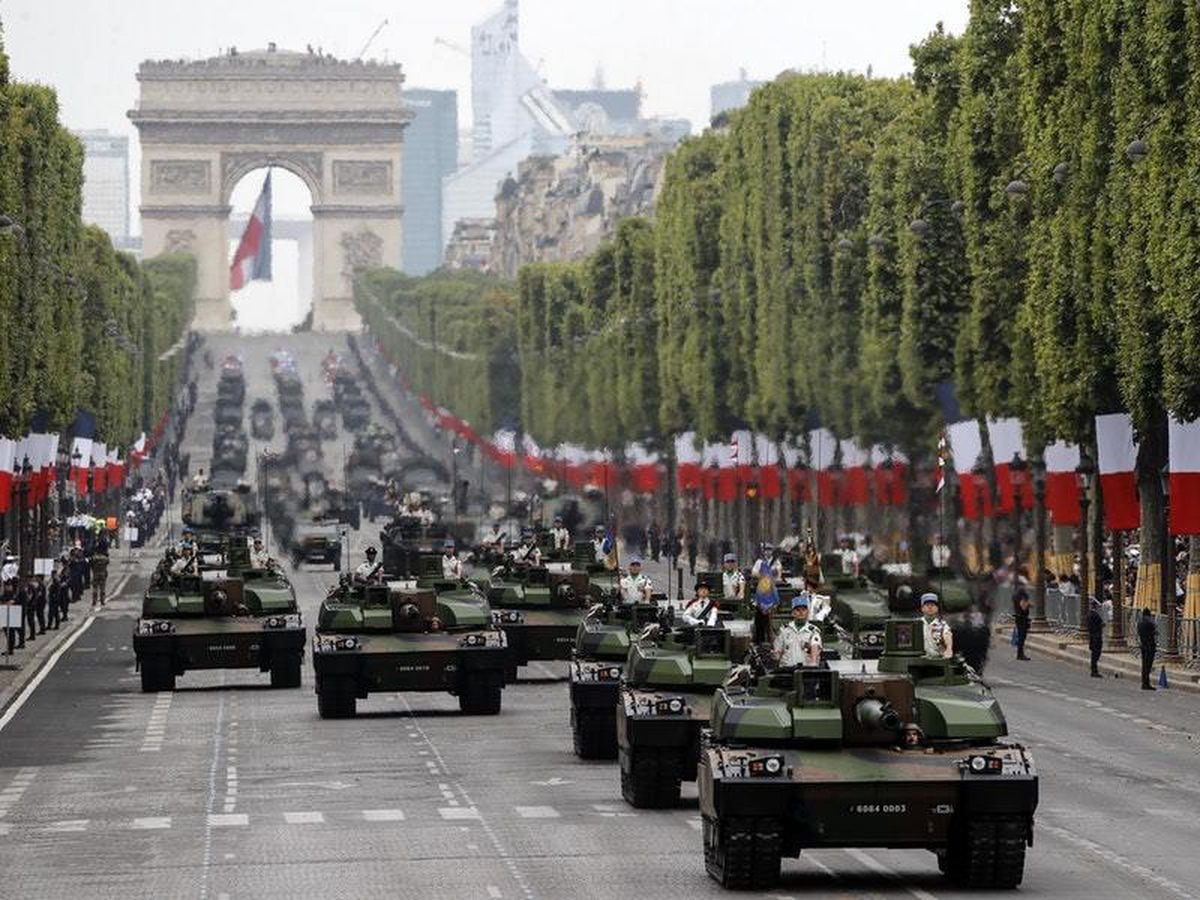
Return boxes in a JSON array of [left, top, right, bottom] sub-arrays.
[[1095, 413, 1140, 531], [600, 526, 618, 572], [229, 171, 273, 291], [1168, 417, 1200, 535]]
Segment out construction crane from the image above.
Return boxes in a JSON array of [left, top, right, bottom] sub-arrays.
[[356, 18, 388, 60], [434, 36, 469, 57]]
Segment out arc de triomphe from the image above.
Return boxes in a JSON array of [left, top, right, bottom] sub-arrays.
[[129, 46, 412, 331]]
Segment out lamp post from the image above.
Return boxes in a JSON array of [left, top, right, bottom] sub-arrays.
[[1075, 450, 1096, 636], [450, 441, 462, 525], [970, 458, 988, 575], [1009, 452, 1029, 581], [1030, 453, 1049, 631], [1160, 466, 1180, 660]]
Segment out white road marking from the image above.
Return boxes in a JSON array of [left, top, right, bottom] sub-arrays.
[[1041, 823, 1198, 900], [845, 848, 940, 900], [0, 616, 97, 733], [45, 820, 89, 833], [207, 813, 249, 827], [283, 811, 324, 825], [514, 806, 560, 818], [487, 887, 502, 898], [131, 817, 172, 830], [362, 809, 405, 821], [439, 807, 482, 820]]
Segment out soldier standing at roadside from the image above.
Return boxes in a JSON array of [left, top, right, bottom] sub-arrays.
[[46, 570, 64, 630], [27, 574, 47, 637], [90, 536, 110, 607], [1137, 607, 1157, 691]]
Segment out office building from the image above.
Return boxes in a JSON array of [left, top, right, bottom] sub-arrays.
[[76, 130, 130, 243], [403, 89, 459, 275]]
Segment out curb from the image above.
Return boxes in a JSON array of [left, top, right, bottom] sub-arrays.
[[994, 625, 1200, 695], [0, 570, 137, 719]]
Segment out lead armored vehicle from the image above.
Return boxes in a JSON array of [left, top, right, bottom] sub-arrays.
[[250, 399, 275, 440], [697, 618, 1037, 890], [312, 577, 508, 718], [134, 536, 304, 692]]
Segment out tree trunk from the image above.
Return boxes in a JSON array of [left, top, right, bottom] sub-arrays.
[[1134, 421, 1167, 615]]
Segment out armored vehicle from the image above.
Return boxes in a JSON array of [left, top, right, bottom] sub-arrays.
[[134, 539, 305, 692], [181, 484, 257, 531], [313, 399, 338, 440], [291, 519, 342, 570], [250, 399, 275, 440], [617, 620, 754, 807], [483, 561, 592, 678], [697, 619, 1037, 890], [568, 599, 664, 759], [312, 578, 508, 717]]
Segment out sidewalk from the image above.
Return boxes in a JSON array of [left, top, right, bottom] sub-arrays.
[[0, 564, 141, 717], [993, 624, 1200, 695]]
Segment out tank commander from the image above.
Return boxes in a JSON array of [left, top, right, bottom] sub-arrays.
[[441, 540, 464, 580], [354, 546, 384, 585], [920, 592, 954, 658], [550, 516, 571, 552], [618, 557, 654, 605], [773, 593, 823, 667], [721, 553, 746, 601]]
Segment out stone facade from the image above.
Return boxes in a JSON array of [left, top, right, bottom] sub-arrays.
[[129, 46, 411, 331], [443, 218, 498, 272], [488, 135, 671, 279]]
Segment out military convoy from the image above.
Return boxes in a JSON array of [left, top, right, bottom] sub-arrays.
[[698, 618, 1036, 890]]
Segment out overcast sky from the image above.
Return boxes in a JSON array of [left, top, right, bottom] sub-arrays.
[[3, 0, 969, 329]]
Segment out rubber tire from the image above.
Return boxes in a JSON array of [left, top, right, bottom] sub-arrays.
[[704, 815, 782, 890], [945, 815, 1027, 889], [505, 664, 519, 684], [270, 652, 302, 689], [316, 674, 357, 718], [572, 707, 618, 760], [140, 657, 176, 693], [459, 671, 503, 715], [621, 747, 683, 808]]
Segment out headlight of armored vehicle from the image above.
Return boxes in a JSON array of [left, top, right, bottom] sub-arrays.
[[963, 754, 1003, 774], [314, 635, 360, 652], [264, 613, 302, 629], [747, 754, 786, 777], [491, 609, 525, 625], [137, 620, 175, 635], [653, 696, 687, 716]]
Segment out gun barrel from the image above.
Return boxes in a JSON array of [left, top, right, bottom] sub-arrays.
[[855, 697, 901, 732]]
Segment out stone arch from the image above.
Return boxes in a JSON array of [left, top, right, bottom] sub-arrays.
[[130, 47, 412, 332]]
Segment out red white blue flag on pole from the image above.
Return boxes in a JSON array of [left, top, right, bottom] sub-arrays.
[[229, 171, 272, 291]]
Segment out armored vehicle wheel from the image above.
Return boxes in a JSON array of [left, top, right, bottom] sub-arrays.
[[316, 674, 357, 718], [703, 815, 782, 890], [459, 671, 503, 715], [140, 657, 175, 694], [270, 652, 303, 689], [945, 815, 1027, 889], [572, 707, 617, 759], [621, 747, 683, 808]]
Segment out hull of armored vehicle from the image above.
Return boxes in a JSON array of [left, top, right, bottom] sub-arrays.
[[699, 742, 1037, 889], [134, 617, 306, 692], [500, 610, 583, 669], [617, 690, 712, 806], [312, 632, 507, 718]]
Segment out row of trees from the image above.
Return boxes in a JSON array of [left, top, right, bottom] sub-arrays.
[[0, 28, 195, 446], [360, 1, 1200, 585]]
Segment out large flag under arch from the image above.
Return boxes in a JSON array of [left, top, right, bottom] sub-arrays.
[[229, 171, 273, 291]]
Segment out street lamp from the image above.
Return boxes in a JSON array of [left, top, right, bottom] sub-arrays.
[[16, 455, 32, 577], [1030, 452, 1049, 631], [1159, 465, 1180, 660], [1075, 449, 1096, 636]]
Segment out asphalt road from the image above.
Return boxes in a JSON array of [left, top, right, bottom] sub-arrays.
[[0, 334, 1197, 899]]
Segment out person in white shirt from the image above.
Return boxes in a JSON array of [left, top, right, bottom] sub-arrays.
[[721, 553, 746, 601], [682, 582, 721, 626], [773, 594, 823, 667], [250, 538, 272, 570], [920, 593, 954, 658], [355, 546, 383, 584], [441, 541, 464, 580], [0, 555, 17, 584], [482, 523, 507, 553], [591, 526, 608, 563], [550, 517, 571, 552], [619, 558, 653, 604], [510, 532, 542, 567]]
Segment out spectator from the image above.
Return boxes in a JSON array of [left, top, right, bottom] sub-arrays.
[[1086, 597, 1104, 677], [1013, 588, 1031, 661], [1137, 607, 1157, 691]]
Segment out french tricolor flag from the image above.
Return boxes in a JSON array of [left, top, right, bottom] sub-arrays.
[[1095, 413, 1140, 531], [1169, 417, 1200, 535], [229, 171, 273, 291]]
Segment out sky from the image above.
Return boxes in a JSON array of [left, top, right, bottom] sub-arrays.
[[2, 0, 970, 328]]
